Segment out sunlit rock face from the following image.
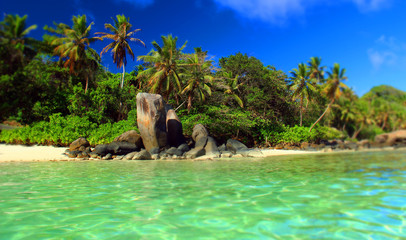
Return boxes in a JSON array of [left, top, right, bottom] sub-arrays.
[[136, 93, 167, 151]]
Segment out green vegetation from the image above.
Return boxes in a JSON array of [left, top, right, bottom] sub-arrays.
[[0, 13, 405, 147]]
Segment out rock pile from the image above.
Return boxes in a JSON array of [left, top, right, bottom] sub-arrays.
[[65, 92, 406, 160], [65, 93, 266, 160]]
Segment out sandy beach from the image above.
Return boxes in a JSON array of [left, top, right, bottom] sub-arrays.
[[0, 144, 71, 162], [0, 144, 318, 162]]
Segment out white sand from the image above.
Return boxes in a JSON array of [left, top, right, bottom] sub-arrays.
[[0, 144, 70, 162], [0, 144, 318, 162]]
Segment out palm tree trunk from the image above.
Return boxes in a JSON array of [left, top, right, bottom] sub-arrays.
[[300, 97, 303, 127], [121, 64, 125, 89], [85, 76, 89, 94], [309, 100, 333, 132], [187, 94, 192, 113], [352, 123, 363, 139]]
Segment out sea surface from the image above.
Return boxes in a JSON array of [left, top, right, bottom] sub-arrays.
[[0, 150, 405, 239]]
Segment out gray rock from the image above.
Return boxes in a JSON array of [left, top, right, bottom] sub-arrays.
[[226, 139, 248, 154], [218, 144, 226, 152], [102, 153, 113, 160], [220, 151, 233, 158], [132, 150, 152, 160], [136, 93, 167, 151], [114, 155, 124, 160], [151, 154, 159, 160], [195, 136, 208, 149], [166, 109, 185, 147], [192, 124, 208, 142], [149, 147, 160, 155], [238, 148, 264, 158], [178, 143, 190, 153], [185, 148, 206, 159], [114, 130, 144, 148], [165, 147, 184, 156], [69, 138, 90, 151], [77, 151, 89, 158], [66, 150, 81, 158], [109, 142, 140, 155], [205, 137, 220, 158], [123, 151, 137, 160]]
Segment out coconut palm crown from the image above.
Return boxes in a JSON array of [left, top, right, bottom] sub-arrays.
[[96, 14, 145, 88]]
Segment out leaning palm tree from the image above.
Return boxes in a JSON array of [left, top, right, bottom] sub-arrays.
[[180, 47, 213, 112], [137, 34, 187, 100], [289, 63, 316, 126], [46, 15, 100, 93], [96, 14, 145, 89], [309, 63, 348, 132], [307, 57, 325, 84]]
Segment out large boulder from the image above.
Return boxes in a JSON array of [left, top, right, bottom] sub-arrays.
[[166, 109, 186, 147], [185, 137, 208, 159], [192, 124, 209, 142], [69, 138, 90, 151], [226, 139, 248, 154], [136, 93, 167, 151], [204, 137, 220, 158], [375, 130, 406, 146], [114, 130, 143, 148], [92, 142, 139, 156]]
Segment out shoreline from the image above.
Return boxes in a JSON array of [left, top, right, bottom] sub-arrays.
[[0, 143, 403, 162]]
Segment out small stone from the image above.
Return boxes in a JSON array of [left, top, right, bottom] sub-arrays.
[[185, 148, 206, 159], [123, 152, 137, 160], [149, 147, 160, 155], [177, 143, 190, 153], [66, 150, 81, 158], [220, 151, 233, 158], [166, 147, 183, 156], [102, 153, 113, 160], [132, 150, 152, 160]]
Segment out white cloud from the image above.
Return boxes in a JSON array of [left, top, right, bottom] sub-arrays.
[[115, 0, 154, 8], [368, 35, 406, 70], [352, 0, 391, 12], [212, 0, 308, 25], [212, 0, 392, 25], [368, 49, 397, 69]]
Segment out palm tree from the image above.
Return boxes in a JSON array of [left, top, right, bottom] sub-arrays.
[[307, 57, 325, 83], [289, 63, 316, 126], [0, 14, 38, 72], [137, 34, 187, 100], [352, 100, 374, 139], [309, 63, 348, 132], [46, 15, 100, 93], [96, 14, 145, 89], [180, 47, 213, 112], [217, 72, 244, 108]]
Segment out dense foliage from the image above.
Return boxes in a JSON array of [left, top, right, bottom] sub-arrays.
[[0, 13, 405, 147]]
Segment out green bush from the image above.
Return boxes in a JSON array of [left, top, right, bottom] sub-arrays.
[[0, 110, 139, 146], [261, 125, 345, 145], [179, 105, 258, 145]]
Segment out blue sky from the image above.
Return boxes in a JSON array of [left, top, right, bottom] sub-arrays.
[[2, 0, 406, 96]]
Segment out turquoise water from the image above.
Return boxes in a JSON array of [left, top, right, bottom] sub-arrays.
[[0, 151, 405, 239]]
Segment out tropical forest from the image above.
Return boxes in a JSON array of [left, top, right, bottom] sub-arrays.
[[1, 13, 405, 147]]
